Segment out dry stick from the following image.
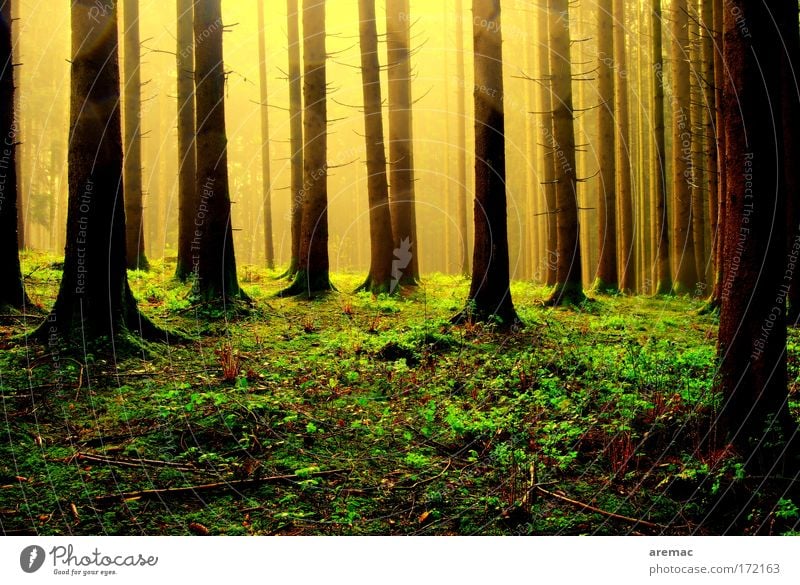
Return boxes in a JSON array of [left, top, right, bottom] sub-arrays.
[[94, 469, 347, 505], [533, 485, 665, 531], [75, 452, 199, 472]]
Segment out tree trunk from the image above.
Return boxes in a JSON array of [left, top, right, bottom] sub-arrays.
[[175, 0, 197, 280], [455, 0, 469, 277], [613, 0, 634, 293], [652, 0, 672, 294], [279, 0, 332, 297], [33, 0, 163, 342], [0, 0, 26, 309], [257, 0, 274, 269], [281, 0, 303, 279], [689, 4, 706, 290], [122, 0, 148, 271], [716, 0, 796, 470], [545, 0, 583, 305], [355, 0, 394, 294], [455, 0, 517, 327], [593, 0, 617, 292], [386, 0, 419, 286], [700, 0, 717, 294], [538, 0, 557, 287], [193, 0, 244, 301], [781, 0, 800, 325], [708, 0, 725, 306], [669, 0, 698, 294]]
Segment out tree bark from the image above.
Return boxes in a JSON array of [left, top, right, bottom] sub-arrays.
[[279, 0, 332, 297], [175, 0, 197, 280], [193, 0, 244, 301], [700, 0, 717, 293], [716, 0, 796, 469], [455, 0, 469, 277], [33, 0, 163, 343], [708, 0, 725, 307], [0, 0, 27, 309], [280, 0, 303, 279], [545, 0, 583, 305], [122, 0, 148, 271], [355, 0, 394, 294], [689, 4, 706, 289], [593, 0, 617, 292], [386, 0, 419, 285], [455, 0, 517, 327], [651, 0, 672, 294], [538, 0, 557, 287], [669, 0, 698, 294], [613, 0, 635, 293], [780, 0, 800, 325], [256, 0, 274, 269]]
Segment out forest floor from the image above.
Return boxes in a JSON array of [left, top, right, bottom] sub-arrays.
[[1, 252, 799, 536]]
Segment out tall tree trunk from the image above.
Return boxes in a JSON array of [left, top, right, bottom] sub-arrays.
[[279, 0, 331, 297], [593, 0, 617, 292], [538, 0, 557, 286], [257, 0, 274, 269], [175, 0, 197, 280], [700, 0, 717, 293], [781, 0, 800, 325], [281, 0, 303, 279], [708, 0, 725, 306], [123, 0, 148, 270], [545, 0, 583, 305], [33, 0, 163, 342], [652, 0, 672, 294], [716, 0, 796, 471], [0, 0, 26, 309], [193, 0, 244, 301], [456, 0, 517, 326], [613, 0, 634, 293], [355, 0, 394, 294], [386, 0, 419, 285], [688, 4, 706, 289], [455, 0, 469, 277], [669, 0, 698, 294]]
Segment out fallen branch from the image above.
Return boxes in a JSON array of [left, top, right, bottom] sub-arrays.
[[74, 452, 199, 473], [94, 468, 346, 505], [533, 485, 665, 531]]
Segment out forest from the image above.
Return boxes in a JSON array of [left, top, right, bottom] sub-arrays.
[[0, 0, 798, 536]]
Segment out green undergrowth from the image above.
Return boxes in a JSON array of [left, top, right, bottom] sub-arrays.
[[0, 252, 797, 535]]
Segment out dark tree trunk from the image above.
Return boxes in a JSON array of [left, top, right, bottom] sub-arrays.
[[123, 0, 148, 271], [613, 0, 635, 293], [781, 0, 800, 325], [700, 0, 717, 293], [716, 0, 797, 469], [708, 0, 725, 307], [193, 0, 244, 301], [279, 0, 332, 297], [0, 0, 26, 309], [279, 0, 303, 280], [545, 0, 584, 305], [257, 0, 274, 269], [652, 0, 672, 294], [33, 0, 162, 342], [689, 6, 706, 289], [355, 0, 394, 294], [670, 0, 698, 294], [175, 0, 197, 281], [455, 0, 517, 327], [455, 0, 469, 277], [386, 0, 419, 286], [538, 0, 557, 287], [594, 0, 617, 292]]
